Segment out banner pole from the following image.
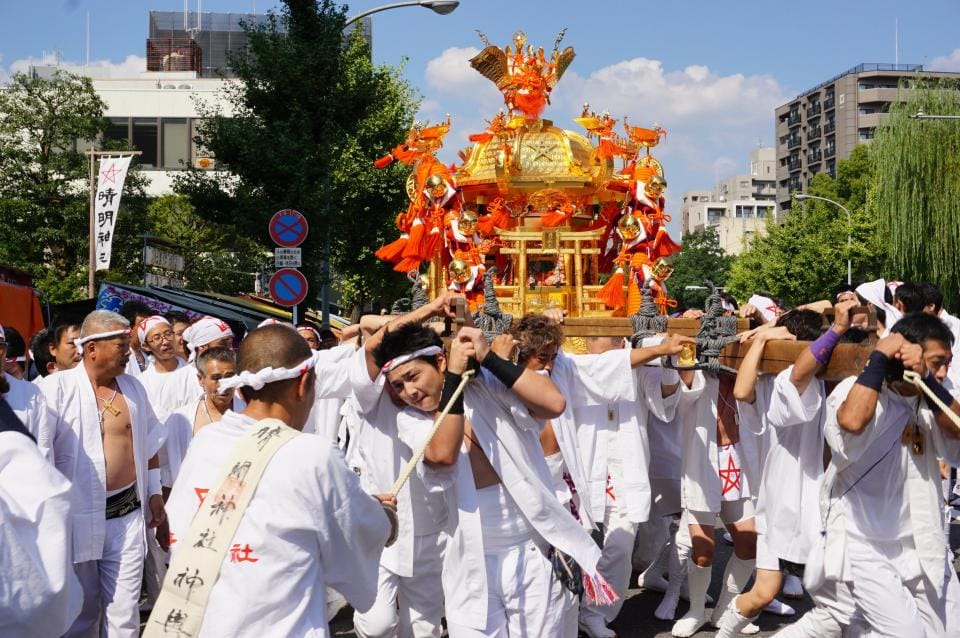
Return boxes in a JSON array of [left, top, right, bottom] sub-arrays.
[[88, 149, 96, 298]]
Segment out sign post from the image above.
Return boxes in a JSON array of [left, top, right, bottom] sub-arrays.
[[267, 210, 308, 324]]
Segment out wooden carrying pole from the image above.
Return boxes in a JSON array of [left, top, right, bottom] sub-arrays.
[[87, 149, 142, 298]]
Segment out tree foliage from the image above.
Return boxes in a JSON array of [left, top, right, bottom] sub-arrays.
[[0, 71, 106, 301], [726, 145, 884, 305], [667, 228, 734, 310], [870, 80, 960, 307], [175, 0, 420, 312]]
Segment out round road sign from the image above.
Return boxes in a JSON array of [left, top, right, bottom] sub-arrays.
[[269, 268, 309, 307], [269, 209, 309, 247]]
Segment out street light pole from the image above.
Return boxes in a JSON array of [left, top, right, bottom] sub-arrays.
[[795, 193, 852, 285], [344, 0, 459, 27]]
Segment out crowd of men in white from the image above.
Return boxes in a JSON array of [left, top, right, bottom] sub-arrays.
[[1, 278, 959, 638]]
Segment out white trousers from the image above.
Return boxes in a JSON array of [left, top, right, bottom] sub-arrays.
[[579, 498, 637, 627], [446, 538, 575, 638], [845, 538, 948, 638], [353, 530, 447, 638], [66, 510, 146, 638]]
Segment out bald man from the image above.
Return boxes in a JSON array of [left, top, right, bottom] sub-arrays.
[[156, 325, 395, 637]]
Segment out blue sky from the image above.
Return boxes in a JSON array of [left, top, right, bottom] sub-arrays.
[[2, 0, 959, 231]]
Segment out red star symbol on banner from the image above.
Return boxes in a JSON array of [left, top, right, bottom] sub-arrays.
[[719, 454, 741, 496], [194, 487, 210, 506], [100, 163, 121, 185]]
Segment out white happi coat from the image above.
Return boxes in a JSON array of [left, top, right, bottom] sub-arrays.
[[574, 363, 679, 525], [816, 376, 960, 587], [427, 369, 604, 630], [346, 348, 450, 579], [678, 372, 762, 513], [159, 395, 245, 488], [138, 357, 193, 420], [739, 367, 826, 565], [0, 430, 82, 638], [42, 363, 165, 563], [166, 410, 389, 636], [303, 343, 357, 440], [4, 372, 57, 463]]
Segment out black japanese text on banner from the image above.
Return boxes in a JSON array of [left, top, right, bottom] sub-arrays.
[[94, 156, 133, 271]]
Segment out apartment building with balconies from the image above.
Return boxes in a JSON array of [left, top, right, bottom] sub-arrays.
[[774, 63, 960, 211]]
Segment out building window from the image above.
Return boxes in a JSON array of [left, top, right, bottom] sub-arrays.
[[735, 205, 754, 218], [133, 118, 159, 168], [859, 128, 875, 140], [162, 118, 190, 169], [104, 117, 130, 145]]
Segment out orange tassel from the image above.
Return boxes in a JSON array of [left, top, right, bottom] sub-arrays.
[[598, 268, 626, 310], [469, 132, 494, 144], [651, 229, 682, 259], [541, 207, 573, 228], [373, 154, 394, 169], [375, 233, 408, 263], [402, 219, 427, 260], [421, 227, 443, 259], [393, 256, 421, 272]]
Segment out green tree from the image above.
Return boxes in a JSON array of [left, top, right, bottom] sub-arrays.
[[175, 0, 419, 314], [668, 228, 734, 310], [726, 145, 884, 305], [144, 194, 268, 293], [0, 71, 106, 301], [870, 79, 960, 308]]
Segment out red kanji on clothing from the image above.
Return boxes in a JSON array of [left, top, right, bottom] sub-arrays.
[[229, 543, 259, 563], [169, 532, 177, 547], [605, 474, 616, 501]]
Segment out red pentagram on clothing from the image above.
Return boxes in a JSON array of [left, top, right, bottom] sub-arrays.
[[719, 454, 741, 496], [100, 163, 121, 185]]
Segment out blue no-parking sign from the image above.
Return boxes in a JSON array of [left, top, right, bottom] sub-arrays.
[[269, 268, 309, 308]]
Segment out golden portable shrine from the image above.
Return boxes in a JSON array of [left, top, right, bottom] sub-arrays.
[[374, 30, 681, 319], [372, 31, 878, 379]]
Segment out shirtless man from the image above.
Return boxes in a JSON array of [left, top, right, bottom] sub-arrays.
[[161, 347, 241, 491], [44, 310, 166, 637]]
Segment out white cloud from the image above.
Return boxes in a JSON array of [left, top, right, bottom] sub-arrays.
[[2, 53, 147, 83], [930, 48, 960, 71]]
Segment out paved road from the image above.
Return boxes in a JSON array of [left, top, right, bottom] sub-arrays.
[[329, 522, 960, 637]]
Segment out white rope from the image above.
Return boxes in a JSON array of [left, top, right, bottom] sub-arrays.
[[389, 369, 474, 496], [902, 370, 960, 429]]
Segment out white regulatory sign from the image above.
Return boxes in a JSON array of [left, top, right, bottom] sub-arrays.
[[274, 247, 302, 268]]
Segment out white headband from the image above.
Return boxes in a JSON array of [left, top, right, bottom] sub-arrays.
[[74, 329, 131, 355], [184, 317, 234, 361], [217, 349, 324, 394], [258, 318, 284, 328], [298, 325, 322, 344], [380, 345, 442, 375], [138, 315, 170, 345]]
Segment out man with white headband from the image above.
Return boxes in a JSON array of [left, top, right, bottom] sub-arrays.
[[138, 315, 195, 421], [159, 347, 243, 491], [0, 324, 58, 462], [42, 309, 166, 637], [157, 324, 395, 637], [159, 316, 237, 415], [119, 300, 154, 377]]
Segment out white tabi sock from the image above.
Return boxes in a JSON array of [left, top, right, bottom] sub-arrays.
[[710, 556, 755, 625], [671, 561, 711, 637], [655, 536, 687, 620], [714, 595, 759, 638]]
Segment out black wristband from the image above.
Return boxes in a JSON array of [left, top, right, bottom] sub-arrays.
[[921, 373, 954, 414], [481, 351, 524, 388], [439, 371, 465, 415], [855, 350, 889, 393]]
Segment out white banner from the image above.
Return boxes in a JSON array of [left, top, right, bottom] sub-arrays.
[[94, 156, 134, 271]]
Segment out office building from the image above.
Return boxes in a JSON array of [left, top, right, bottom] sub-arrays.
[[679, 147, 777, 255]]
